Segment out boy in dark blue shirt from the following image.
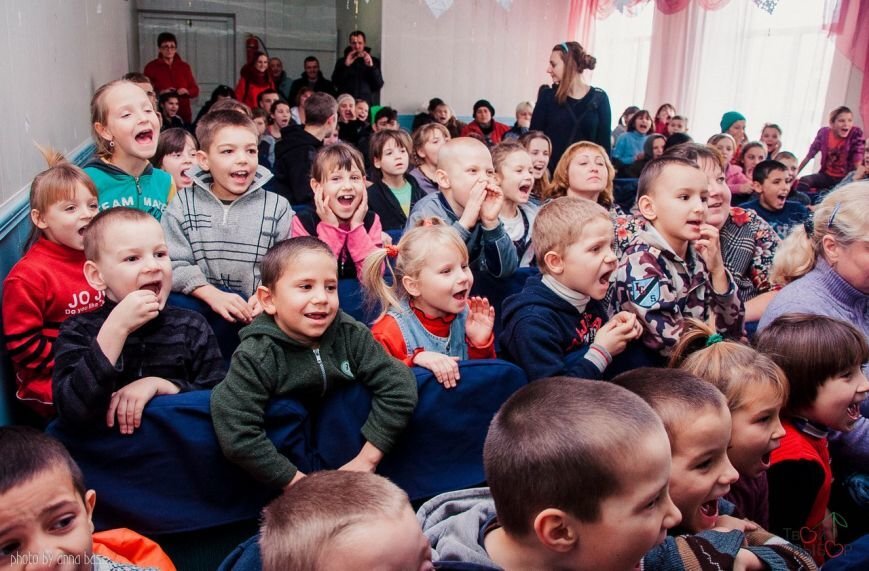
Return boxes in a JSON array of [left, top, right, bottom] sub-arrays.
[[500, 197, 641, 381], [743, 160, 810, 239]]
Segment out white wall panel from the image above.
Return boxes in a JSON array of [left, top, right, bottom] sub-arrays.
[[0, 0, 134, 207]]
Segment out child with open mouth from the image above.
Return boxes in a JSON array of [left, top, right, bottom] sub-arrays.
[[493, 141, 539, 267], [85, 79, 174, 221], [363, 219, 495, 389], [292, 143, 383, 279], [758, 314, 869, 565], [670, 318, 788, 529], [617, 368, 817, 570]]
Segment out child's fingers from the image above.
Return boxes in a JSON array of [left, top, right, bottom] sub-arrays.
[[106, 392, 119, 427]]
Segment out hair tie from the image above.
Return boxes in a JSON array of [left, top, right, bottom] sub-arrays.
[[560, 42, 569, 52], [827, 203, 841, 229], [705, 333, 724, 347], [385, 245, 399, 259], [803, 218, 814, 237]]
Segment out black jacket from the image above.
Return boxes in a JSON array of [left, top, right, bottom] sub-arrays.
[[331, 47, 384, 104], [367, 176, 426, 232], [272, 125, 323, 207], [288, 71, 337, 106]]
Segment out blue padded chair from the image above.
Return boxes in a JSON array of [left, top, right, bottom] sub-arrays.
[[47, 360, 527, 535], [47, 391, 310, 535], [316, 359, 528, 500], [217, 535, 262, 571]]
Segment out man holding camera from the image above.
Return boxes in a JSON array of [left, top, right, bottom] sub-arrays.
[[332, 30, 384, 105]]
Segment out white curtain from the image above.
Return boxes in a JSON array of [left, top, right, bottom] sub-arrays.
[[585, 0, 836, 156]]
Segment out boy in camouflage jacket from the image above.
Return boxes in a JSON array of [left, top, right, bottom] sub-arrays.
[[615, 157, 744, 360]]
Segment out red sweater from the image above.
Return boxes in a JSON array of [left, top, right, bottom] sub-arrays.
[[769, 419, 831, 563], [371, 303, 495, 366], [2, 238, 104, 414], [143, 55, 200, 124]]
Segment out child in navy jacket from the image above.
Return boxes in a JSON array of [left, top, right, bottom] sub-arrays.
[[500, 197, 641, 381]]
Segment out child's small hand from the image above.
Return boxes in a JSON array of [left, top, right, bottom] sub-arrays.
[[106, 377, 179, 435], [714, 515, 759, 533], [696, 224, 724, 271], [414, 351, 461, 389], [733, 549, 764, 571], [479, 183, 504, 230], [350, 188, 369, 230], [314, 187, 341, 227], [594, 314, 640, 356], [248, 294, 263, 318], [697, 223, 729, 293], [111, 290, 161, 335], [203, 288, 252, 324], [457, 179, 487, 231], [339, 442, 384, 472], [465, 296, 495, 347]]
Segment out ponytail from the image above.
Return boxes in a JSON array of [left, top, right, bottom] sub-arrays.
[[361, 217, 468, 318]]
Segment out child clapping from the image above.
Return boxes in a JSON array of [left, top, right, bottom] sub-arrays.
[[363, 219, 495, 388]]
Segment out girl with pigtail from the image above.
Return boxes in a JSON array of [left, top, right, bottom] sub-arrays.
[[361, 218, 495, 389], [669, 318, 788, 529]]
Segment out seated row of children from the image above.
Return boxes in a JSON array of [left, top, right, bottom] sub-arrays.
[[8, 302, 867, 569]]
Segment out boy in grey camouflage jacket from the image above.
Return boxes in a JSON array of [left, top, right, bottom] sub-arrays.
[[615, 157, 744, 359]]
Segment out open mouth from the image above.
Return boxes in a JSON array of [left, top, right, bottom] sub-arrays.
[[135, 129, 154, 144], [452, 289, 468, 302], [518, 182, 533, 196], [180, 168, 192, 184], [305, 312, 329, 321], [760, 451, 772, 468], [847, 402, 861, 421], [230, 170, 250, 184], [336, 193, 356, 207], [599, 269, 614, 286], [698, 499, 719, 527], [139, 281, 162, 296], [686, 220, 702, 232]]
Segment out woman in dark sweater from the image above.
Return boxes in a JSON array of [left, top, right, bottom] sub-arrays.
[[530, 41, 612, 173]]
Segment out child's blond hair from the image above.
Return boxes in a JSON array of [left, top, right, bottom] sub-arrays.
[[669, 318, 788, 412], [362, 218, 468, 316], [490, 141, 529, 174], [771, 182, 869, 285], [533, 197, 610, 275], [544, 141, 615, 208]]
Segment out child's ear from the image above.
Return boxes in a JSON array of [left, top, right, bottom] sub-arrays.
[[83, 260, 108, 292], [84, 489, 97, 533], [533, 508, 579, 553], [750, 181, 762, 194], [542, 250, 565, 275], [310, 178, 322, 195], [637, 195, 657, 221], [93, 122, 112, 145], [196, 149, 210, 172], [435, 168, 451, 190], [401, 274, 421, 298], [372, 155, 382, 170], [257, 285, 278, 316], [30, 209, 48, 230]]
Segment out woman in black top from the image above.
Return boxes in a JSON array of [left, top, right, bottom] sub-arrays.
[[530, 41, 612, 173]]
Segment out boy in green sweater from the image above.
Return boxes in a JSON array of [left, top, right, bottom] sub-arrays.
[[211, 236, 418, 489]]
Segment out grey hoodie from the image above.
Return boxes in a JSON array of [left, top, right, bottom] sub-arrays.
[[162, 166, 292, 298], [417, 487, 501, 569]]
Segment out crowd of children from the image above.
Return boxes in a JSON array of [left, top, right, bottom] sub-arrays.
[[1, 45, 868, 570]]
